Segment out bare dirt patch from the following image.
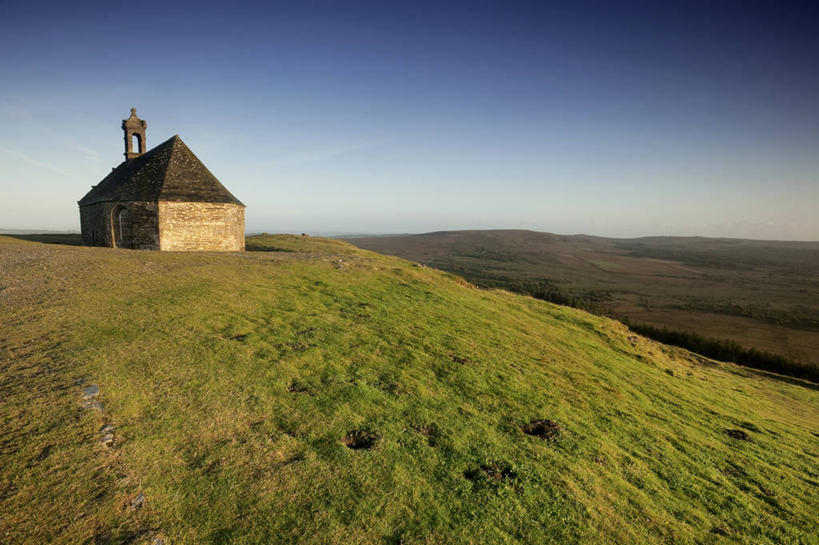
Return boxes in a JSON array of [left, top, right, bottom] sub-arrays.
[[411, 423, 441, 447], [287, 380, 309, 394], [724, 429, 750, 441], [32, 444, 53, 463], [342, 430, 379, 450], [522, 419, 561, 440], [464, 461, 517, 486]]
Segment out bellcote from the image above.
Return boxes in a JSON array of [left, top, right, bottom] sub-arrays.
[[122, 108, 147, 161]]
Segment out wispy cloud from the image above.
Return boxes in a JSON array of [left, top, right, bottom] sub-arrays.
[[0, 147, 67, 175]]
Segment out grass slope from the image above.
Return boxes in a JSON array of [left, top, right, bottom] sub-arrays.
[[344, 230, 819, 369], [1, 234, 817, 545]]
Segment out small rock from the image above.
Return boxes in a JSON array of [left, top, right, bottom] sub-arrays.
[[100, 424, 114, 434], [81, 400, 103, 411], [101, 434, 115, 447], [82, 385, 99, 398], [151, 538, 165, 545], [130, 493, 144, 510]]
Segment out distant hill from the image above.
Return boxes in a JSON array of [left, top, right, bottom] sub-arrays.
[[2, 233, 816, 544], [0, 228, 79, 234], [344, 230, 819, 370]]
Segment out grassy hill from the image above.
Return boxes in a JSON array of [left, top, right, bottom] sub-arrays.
[[344, 230, 819, 374], [1, 234, 817, 544]]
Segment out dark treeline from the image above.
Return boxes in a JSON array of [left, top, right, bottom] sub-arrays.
[[509, 279, 817, 383], [505, 279, 611, 312], [624, 321, 818, 383]]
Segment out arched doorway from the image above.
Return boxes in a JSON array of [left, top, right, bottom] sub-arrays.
[[111, 205, 130, 248]]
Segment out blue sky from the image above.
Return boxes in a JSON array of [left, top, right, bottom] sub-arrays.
[[1, 0, 817, 239]]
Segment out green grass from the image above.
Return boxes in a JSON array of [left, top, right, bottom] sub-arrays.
[[1, 234, 817, 544], [344, 230, 819, 369]]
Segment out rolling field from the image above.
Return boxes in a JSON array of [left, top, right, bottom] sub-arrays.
[[1, 234, 817, 544], [345, 230, 819, 372]]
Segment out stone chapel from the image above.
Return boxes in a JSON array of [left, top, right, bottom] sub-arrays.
[[78, 108, 245, 251]]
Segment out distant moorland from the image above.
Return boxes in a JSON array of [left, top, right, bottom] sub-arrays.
[[345, 230, 819, 379]]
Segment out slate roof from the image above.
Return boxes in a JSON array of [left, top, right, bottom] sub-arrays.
[[78, 135, 244, 207]]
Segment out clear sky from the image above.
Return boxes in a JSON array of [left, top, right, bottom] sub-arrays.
[[1, 0, 817, 240]]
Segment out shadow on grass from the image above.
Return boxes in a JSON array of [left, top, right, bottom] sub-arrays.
[[2, 234, 83, 246], [730, 366, 819, 392], [6, 234, 297, 252], [245, 243, 296, 253]]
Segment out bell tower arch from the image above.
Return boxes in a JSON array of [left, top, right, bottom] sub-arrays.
[[122, 107, 147, 161]]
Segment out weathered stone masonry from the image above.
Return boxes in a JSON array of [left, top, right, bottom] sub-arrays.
[[159, 202, 244, 251], [78, 109, 245, 251], [80, 201, 160, 250]]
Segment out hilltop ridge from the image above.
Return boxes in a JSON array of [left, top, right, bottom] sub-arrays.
[[0, 234, 816, 544]]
